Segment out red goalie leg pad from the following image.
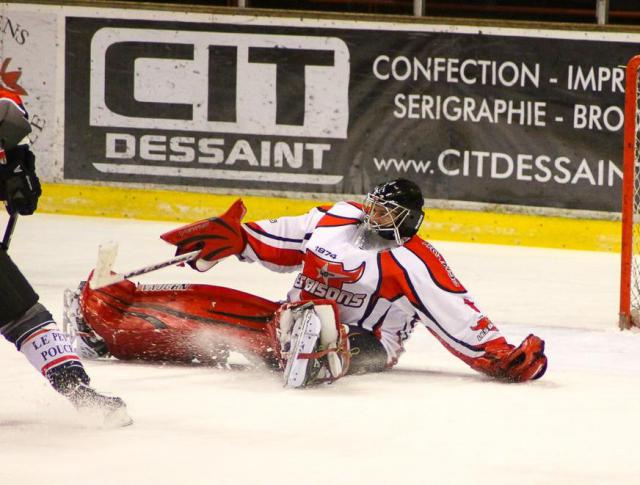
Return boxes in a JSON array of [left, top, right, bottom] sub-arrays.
[[160, 199, 247, 271], [80, 276, 279, 365], [470, 334, 548, 382]]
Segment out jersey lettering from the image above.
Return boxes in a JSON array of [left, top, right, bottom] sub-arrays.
[[294, 273, 366, 307], [296, 250, 366, 307]]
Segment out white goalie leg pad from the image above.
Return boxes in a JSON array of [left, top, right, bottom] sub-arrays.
[[315, 304, 346, 379], [278, 301, 349, 388], [282, 304, 322, 388]]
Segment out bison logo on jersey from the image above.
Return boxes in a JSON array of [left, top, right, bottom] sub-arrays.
[[294, 251, 366, 307], [316, 260, 364, 287], [470, 316, 497, 341]]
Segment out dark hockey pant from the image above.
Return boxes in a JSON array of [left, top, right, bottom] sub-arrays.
[[0, 248, 39, 328]]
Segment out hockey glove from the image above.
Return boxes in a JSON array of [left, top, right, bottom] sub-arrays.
[[160, 198, 247, 272], [470, 334, 547, 382], [0, 145, 41, 216]]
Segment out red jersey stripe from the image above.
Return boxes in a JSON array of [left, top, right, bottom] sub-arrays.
[[377, 251, 420, 306], [245, 222, 304, 243], [404, 238, 467, 293], [426, 328, 476, 365], [41, 355, 81, 375], [246, 232, 304, 267], [21, 328, 50, 346]]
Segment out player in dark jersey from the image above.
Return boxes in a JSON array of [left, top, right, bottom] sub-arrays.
[[0, 88, 131, 426]]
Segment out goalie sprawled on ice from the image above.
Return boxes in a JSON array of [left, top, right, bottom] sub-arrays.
[[64, 179, 547, 387]]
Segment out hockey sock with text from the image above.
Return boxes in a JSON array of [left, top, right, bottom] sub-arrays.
[[1, 302, 88, 392]]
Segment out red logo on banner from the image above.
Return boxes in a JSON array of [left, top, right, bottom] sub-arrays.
[[0, 58, 27, 95]]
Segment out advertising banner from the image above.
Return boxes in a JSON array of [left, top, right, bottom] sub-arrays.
[[63, 15, 640, 212], [0, 6, 58, 180]]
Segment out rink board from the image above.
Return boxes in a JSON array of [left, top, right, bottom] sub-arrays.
[[2, 4, 640, 207], [38, 182, 620, 252]]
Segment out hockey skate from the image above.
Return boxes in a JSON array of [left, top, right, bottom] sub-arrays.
[[63, 284, 109, 359], [66, 383, 133, 428], [47, 365, 133, 428]]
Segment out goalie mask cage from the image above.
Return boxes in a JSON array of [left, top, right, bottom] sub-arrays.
[[619, 55, 640, 329]]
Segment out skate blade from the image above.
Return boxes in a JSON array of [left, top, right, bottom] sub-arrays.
[[78, 405, 133, 429], [103, 406, 134, 428]]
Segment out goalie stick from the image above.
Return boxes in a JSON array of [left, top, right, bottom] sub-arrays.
[[1, 138, 18, 251], [89, 241, 199, 289]]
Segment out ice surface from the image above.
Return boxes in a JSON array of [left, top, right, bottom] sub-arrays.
[[1, 213, 638, 484]]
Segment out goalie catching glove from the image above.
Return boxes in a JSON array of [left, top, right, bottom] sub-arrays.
[[471, 334, 547, 382], [271, 300, 351, 388], [160, 199, 247, 272]]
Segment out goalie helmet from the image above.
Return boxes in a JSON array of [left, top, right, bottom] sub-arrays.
[[363, 178, 425, 244]]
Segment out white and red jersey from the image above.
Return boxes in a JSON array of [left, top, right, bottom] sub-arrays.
[[239, 201, 506, 365]]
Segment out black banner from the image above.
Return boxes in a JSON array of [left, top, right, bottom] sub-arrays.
[[64, 16, 640, 212]]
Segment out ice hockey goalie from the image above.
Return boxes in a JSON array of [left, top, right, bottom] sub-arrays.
[[65, 180, 547, 387]]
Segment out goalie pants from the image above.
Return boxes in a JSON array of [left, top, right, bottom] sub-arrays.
[[0, 248, 39, 327], [346, 327, 387, 375]]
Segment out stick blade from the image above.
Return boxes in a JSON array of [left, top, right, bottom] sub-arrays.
[[90, 241, 122, 289]]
